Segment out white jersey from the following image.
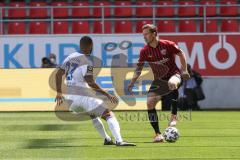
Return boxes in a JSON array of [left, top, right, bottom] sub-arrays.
[[60, 52, 93, 88], [59, 52, 106, 116]]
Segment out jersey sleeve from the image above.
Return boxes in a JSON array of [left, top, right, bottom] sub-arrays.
[[82, 62, 93, 77], [168, 41, 182, 55], [137, 49, 146, 66], [59, 57, 70, 71]]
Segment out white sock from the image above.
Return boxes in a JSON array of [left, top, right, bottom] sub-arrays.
[[92, 118, 111, 141], [106, 116, 123, 143]]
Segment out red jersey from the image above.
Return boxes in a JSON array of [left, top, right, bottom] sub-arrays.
[[138, 39, 181, 80]]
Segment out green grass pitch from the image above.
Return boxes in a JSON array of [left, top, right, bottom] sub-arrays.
[[0, 111, 239, 160]]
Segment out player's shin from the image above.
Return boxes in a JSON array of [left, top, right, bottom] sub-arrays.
[[147, 108, 161, 134], [170, 90, 178, 115], [106, 115, 123, 143], [171, 99, 178, 115], [92, 117, 111, 141], [169, 90, 179, 126]]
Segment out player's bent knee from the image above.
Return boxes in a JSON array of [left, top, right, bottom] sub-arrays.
[[147, 98, 158, 110], [101, 109, 112, 120]]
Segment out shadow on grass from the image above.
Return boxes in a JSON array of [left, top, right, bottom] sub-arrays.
[[3, 124, 81, 131], [25, 138, 94, 149]]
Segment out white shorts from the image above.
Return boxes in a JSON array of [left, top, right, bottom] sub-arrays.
[[64, 94, 107, 117]]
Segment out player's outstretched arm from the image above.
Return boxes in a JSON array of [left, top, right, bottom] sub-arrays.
[[127, 64, 143, 94], [55, 68, 65, 106], [84, 75, 118, 104], [177, 50, 190, 80]]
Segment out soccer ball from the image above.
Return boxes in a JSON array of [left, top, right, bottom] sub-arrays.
[[163, 127, 180, 142]]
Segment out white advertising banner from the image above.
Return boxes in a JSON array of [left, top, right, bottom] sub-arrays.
[[0, 35, 144, 69], [1, 34, 240, 77]]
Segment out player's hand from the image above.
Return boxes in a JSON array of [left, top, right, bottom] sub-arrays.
[[55, 93, 64, 106], [127, 83, 134, 95], [182, 71, 190, 81], [107, 94, 119, 104]]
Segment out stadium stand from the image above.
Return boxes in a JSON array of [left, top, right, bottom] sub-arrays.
[[7, 22, 26, 34], [52, 1, 68, 18], [136, 1, 153, 17], [0, 2, 5, 17], [179, 20, 198, 32], [200, 20, 219, 32], [0, 0, 239, 34], [29, 21, 49, 34], [114, 1, 132, 17], [93, 1, 111, 17], [156, 1, 175, 17], [72, 1, 90, 17], [72, 21, 90, 33], [178, 1, 197, 17], [53, 21, 69, 34], [221, 19, 239, 32], [8, 2, 26, 18], [93, 21, 112, 33], [199, 0, 217, 16], [115, 20, 132, 33], [157, 20, 176, 32], [29, 2, 48, 18], [220, 0, 238, 16]]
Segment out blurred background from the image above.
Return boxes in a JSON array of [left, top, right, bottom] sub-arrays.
[[0, 0, 240, 111]]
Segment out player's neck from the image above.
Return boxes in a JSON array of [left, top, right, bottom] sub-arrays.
[[149, 39, 158, 48], [80, 50, 89, 56]]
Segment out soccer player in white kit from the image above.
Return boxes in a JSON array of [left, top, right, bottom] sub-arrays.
[[55, 36, 135, 146]]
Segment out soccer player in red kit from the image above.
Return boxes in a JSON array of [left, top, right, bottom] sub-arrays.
[[128, 24, 190, 142]]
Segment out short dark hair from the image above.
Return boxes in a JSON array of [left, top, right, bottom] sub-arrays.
[[80, 36, 93, 46], [142, 24, 157, 33]]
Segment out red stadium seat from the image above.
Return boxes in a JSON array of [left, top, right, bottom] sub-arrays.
[[93, 21, 111, 33], [29, 22, 48, 34], [179, 20, 197, 32], [93, 1, 111, 17], [221, 20, 239, 32], [136, 1, 153, 17], [7, 22, 26, 34], [53, 21, 69, 34], [72, 21, 90, 33], [0, 21, 3, 34], [157, 20, 176, 32], [8, 2, 26, 18], [72, 1, 90, 17], [114, 1, 132, 17], [199, 1, 217, 16], [200, 20, 218, 32], [0, 22, 2, 34], [29, 2, 48, 18], [0, 2, 6, 17], [220, 0, 238, 16], [115, 20, 132, 33], [136, 20, 152, 33], [156, 1, 175, 17], [178, 1, 196, 16], [52, 1, 68, 18]]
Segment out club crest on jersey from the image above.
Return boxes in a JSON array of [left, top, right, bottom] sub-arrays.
[[161, 49, 167, 55], [87, 66, 93, 72]]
